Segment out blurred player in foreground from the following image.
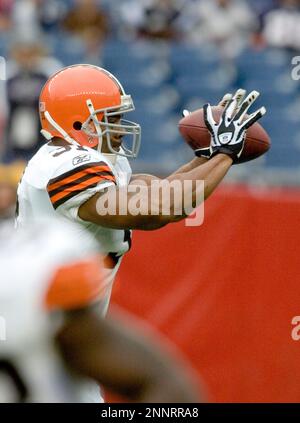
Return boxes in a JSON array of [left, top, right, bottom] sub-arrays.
[[0, 220, 200, 403], [16, 65, 266, 316]]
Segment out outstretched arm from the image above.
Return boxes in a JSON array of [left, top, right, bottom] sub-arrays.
[[78, 89, 265, 230], [78, 153, 232, 230], [132, 93, 237, 182]]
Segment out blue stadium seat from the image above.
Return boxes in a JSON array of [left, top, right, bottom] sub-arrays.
[[175, 75, 235, 105], [236, 48, 290, 90], [108, 59, 170, 86], [170, 43, 220, 79], [102, 39, 168, 71], [236, 48, 289, 69], [263, 118, 300, 137], [52, 33, 86, 66], [244, 77, 297, 93], [265, 146, 300, 169], [262, 119, 300, 170]]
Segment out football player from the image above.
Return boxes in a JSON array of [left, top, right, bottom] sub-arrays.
[[16, 65, 266, 315], [0, 220, 200, 403]]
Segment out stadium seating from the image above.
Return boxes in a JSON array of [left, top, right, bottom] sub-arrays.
[[4, 2, 299, 179], [51, 36, 300, 177]]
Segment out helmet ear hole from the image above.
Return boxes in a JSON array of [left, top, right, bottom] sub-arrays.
[[73, 121, 82, 130]]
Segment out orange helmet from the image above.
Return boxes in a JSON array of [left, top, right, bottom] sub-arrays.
[[39, 64, 141, 158]]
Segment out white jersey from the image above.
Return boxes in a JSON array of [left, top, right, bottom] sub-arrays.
[[16, 142, 132, 312], [16, 141, 132, 257], [0, 220, 104, 403]]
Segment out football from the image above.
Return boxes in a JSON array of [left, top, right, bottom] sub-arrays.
[[178, 106, 271, 164]]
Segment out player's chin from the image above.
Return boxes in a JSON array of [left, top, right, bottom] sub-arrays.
[[111, 140, 122, 151]]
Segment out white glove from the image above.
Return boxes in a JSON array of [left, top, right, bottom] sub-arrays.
[[194, 89, 246, 159], [201, 90, 266, 161]]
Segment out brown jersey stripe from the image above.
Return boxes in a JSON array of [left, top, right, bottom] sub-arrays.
[[48, 161, 109, 185], [52, 181, 98, 209], [51, 179, 116, 210], [48, 170, 115, 198], [48, 163, 113, 192], [50, 174, 115, 204]]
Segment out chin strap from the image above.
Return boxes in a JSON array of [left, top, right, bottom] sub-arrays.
[[44, 111, 78, 145]]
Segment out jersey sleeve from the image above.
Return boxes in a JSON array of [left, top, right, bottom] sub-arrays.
[[47, 160, 116, 210], [44, 254, 105, 311]]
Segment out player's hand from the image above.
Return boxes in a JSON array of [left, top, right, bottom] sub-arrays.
[[196, 90, 266, 161], [194, 89, 246, 159], [182, 90, 244, 119], [218, 89, 246, 110]]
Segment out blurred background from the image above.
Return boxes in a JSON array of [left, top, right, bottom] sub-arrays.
[[1, 0, 300, 403], [1, 0, 300, 181]]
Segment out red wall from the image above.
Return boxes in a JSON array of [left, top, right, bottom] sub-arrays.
[[111, 185, 300, 402]]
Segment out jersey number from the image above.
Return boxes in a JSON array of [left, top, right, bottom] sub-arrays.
[[53, 145, 88, 157]]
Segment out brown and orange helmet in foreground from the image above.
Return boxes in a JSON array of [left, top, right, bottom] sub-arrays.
[[39, 64, 141, 158]]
